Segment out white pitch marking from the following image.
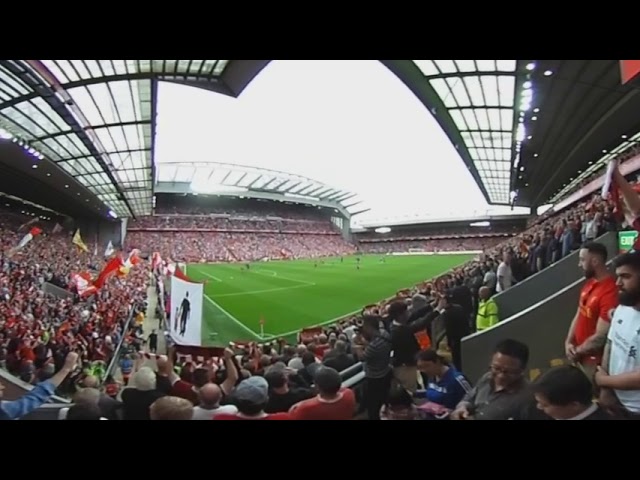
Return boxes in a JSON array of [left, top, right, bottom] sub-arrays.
[[214, 283, 315, 298]]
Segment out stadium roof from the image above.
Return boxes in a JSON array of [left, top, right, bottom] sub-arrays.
[[0, 60, 238, 218], [509, 60, 640, 207], [156, 161, 364, 214], [1, 60, 636, 219]]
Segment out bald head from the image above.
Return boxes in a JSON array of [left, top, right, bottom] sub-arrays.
[[198, 383, 222, 408], [150, 396, 194, 420], [479, 286, 491, 300], [82, 375, 99, 389], [156, 355, 171, 375], [73, 387, 101, 406]]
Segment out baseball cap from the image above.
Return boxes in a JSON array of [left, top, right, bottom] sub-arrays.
[[234, 376, 269, 404]]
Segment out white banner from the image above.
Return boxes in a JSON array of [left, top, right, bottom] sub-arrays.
[[170, 276, 204, 346]]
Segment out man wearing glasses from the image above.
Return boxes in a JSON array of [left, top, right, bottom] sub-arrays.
[[450, 339, 530, 420]]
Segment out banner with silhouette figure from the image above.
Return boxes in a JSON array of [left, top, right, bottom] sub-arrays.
[[169, 276, 204, 346]]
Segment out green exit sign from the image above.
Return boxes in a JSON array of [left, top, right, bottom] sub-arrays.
[[619, 231, 638, 252]]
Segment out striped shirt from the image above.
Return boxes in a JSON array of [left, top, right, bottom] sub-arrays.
[[363, 330, 392, 379]]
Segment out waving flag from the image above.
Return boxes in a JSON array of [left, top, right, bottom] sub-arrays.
[[93, 256, 124, 289], [16, 226, 42, 249], [18, 217, 39, 232], [117, 249, 141, 277], [72, 229, 89, 252], [71, 272, 97, 298], [166, 262, 202, 284]]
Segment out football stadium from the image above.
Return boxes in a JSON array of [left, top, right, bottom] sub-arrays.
[[1, 60, 640, 422]]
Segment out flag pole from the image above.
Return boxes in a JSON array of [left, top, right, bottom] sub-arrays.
[[259, 315, 265, 338]]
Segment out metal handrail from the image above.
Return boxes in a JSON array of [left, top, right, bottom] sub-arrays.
[[103, 307, 136, 382]]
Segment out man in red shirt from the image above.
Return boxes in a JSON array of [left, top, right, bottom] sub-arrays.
[[289, 367, 355, 420], [565, 242, 618, 377], [215, 376, 290, 420]]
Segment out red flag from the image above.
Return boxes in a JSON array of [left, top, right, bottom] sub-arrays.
[[610, 178, 625, 223], [173, 266, 204, 284], [93, 256, 124, 289]]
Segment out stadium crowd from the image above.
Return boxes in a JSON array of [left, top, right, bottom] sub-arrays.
[[3, 153, 640, 420], [0, 209, 148, 406], [126, 232, 355, 263], [129, 216, 337, 234]]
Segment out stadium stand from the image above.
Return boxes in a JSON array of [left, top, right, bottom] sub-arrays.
[[3, 59, 640, 421]]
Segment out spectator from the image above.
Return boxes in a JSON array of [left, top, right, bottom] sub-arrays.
[[476, 286, 500, 332], [322, 340, 355, 372], [289, 367, 355, 420], [380, 385, 424, 420], [496, 250, 514, 293], [120, 367, 165, 420], [388, 300, 430, 393], [215, 376, 291, 420], [431, 293, 469, 371], [66, 403, 103, 420], [595, 251, 640, 419], [0, 351, 78, 420], [192, 383, 238, 419], [150, 396, 194, 420], [565, 242, 617, 377], [355, 315, 392, 420], [81, 375, 122, 420], [524, 366, 611, 420], [58, 387, 103, 420], [451, 339, 530, 420], [264, 367, 313, 413], [415, 349, 471, 411]]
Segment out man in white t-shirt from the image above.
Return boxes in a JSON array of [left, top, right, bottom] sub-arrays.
[[496, 251, 514, 293], [595, 251, 640, 419]]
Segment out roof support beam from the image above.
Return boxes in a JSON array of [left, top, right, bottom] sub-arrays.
[[2, 60, 135, 217]]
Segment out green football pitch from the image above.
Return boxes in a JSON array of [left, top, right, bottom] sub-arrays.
[[185, 254, 474, 346]]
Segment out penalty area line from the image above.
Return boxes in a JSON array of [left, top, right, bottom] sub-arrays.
[[202, 294, 261, 339]]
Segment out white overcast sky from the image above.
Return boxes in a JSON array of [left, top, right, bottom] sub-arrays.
[[155, 60, 532, 224]]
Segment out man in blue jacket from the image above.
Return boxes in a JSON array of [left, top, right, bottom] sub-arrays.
[[1, 351, 78, 420]]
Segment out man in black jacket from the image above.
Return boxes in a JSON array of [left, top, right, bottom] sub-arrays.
[[388, 300, 430, 393], [426, 293, 470, 371]]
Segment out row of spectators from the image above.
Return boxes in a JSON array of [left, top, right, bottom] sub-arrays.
[[129, 215, 338, 234], [126, 232, 356, 263], [23, 298, 615, 421]]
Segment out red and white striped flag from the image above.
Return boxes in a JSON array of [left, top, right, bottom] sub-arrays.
[[16, 226, 42, 249], [18, 217, 39, 232], [71, 272, 97, 298]]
